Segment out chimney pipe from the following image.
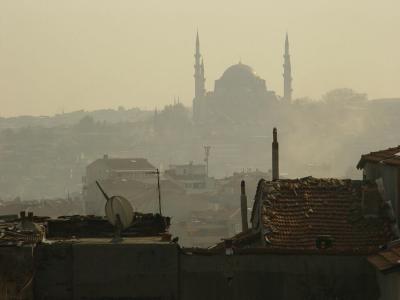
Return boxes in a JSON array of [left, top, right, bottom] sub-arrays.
[[272, 127, 279, 181], [240, 180, 249, 232]]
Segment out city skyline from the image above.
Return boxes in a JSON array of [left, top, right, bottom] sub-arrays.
[[0, 0, 399, 116]]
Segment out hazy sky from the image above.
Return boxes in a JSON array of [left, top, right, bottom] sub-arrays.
[[0, 0, 399, 116]]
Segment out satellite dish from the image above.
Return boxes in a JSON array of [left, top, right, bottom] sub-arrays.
[[95, 181, 134, 242], [105, 196, 134, 230]]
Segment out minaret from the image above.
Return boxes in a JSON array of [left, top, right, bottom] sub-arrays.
[[283, 33, 292, 101], [200, 58, 205, 87], [194, 31, 205, 98]]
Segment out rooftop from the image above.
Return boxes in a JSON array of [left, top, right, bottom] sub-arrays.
[[90, 157, 156, 171], [250, 177, 393, 254], [0, 213, 171, 246], [368, 240, 400, 273], [221, 63, 258, 80], [215, 62, 266, 92], [49, 236, 171, 245], [357, 145, 400, 168]]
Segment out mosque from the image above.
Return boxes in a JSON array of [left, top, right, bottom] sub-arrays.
[[192, 32, 293, 125]]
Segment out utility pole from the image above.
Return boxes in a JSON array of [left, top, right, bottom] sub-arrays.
[[156, 169, 162, 216], [204, 145, 211, 177], [140, 169, 163, 216]]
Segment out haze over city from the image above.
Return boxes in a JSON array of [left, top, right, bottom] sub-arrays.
[[1, 1, 400, 299], [0, 0, 399, 116]]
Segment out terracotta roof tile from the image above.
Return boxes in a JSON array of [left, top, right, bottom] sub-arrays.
[[253, 177, 393, 253], [368, 241, 400, 273]]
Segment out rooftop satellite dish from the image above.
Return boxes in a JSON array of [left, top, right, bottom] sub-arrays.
[[96, 181, 134, 242], [105, 196, 134, 230]]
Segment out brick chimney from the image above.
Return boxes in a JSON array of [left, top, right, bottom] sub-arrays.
[[272, 127, 279, 181], [240, 180, 249, 232]]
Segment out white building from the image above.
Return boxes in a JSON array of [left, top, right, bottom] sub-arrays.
[[165, 162, 215, 194]]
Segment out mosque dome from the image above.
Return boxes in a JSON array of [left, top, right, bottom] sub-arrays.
[[221, 63, 258, 81], [215, 62, 266, 93]]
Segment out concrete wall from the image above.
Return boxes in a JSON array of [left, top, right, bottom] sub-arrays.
[[34, 243, 73, 300], [34, 242, 179, 300], [377, 272, 400, 300], [180, 253, 380, 300], [364, 162, 400, 221], [31, 242, 382, 300], [0, 246, 34, 300]]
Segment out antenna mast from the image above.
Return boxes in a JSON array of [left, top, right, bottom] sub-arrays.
[[156, 169, 162, 216], [204, 145, 211, 177], [96, 181, 110, 201]]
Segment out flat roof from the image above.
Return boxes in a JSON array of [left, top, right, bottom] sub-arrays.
[[46, 236, 171, 245]]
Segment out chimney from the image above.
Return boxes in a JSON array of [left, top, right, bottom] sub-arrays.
[[272, 127, 279, 181], [103, 154, 109, 160], [240, 180, 249, 232]]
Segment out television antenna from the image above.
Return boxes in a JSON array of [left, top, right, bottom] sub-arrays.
[[96, 181, 134, 243], [144, 169, 162, 216], [204, 146, 211, 177]]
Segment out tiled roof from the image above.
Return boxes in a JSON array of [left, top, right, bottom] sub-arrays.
[[251, 177, 393, 254], [357, 145, 400, 168], [0, 217, 45, 246], [367, 240, 400, 273]]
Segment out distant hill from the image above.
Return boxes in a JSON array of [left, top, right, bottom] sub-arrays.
[[370, 97, 400, 103], [0, 107, 152, 129]]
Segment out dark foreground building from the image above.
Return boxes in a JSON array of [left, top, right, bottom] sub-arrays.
[[197, 176, 395, 299], [368, 240, 400, 299], [0, 176, 396, 299], [2, 134, 399, 299], [1, 236, 385, 300]]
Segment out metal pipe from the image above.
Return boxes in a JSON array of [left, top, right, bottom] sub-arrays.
[[272, 127, 279, 181], [240, 180, 249, 231]]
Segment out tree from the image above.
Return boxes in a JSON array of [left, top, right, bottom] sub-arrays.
[[74, 115, 96, 132], [321, 88, 367, 104]]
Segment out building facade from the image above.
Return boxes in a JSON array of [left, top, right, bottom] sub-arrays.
[[83, 155, 157, 215], [368, 240, 400, 300], [165, 162, 215, 194], [357, 146, 400, 227]]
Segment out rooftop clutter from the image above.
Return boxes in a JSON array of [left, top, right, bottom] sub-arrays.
[[210, 176, 395, 254]]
